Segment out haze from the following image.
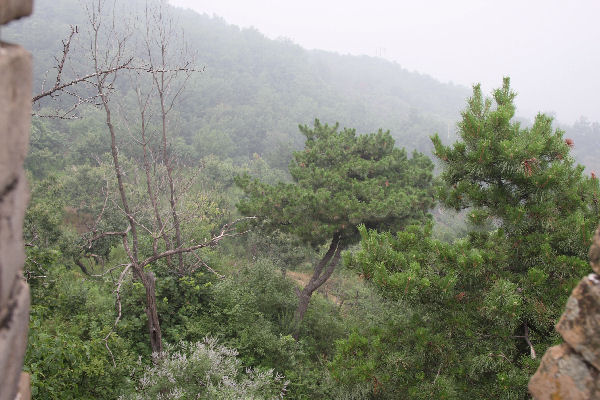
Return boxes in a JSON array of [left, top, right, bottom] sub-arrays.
[[169, 0, 600, 124]]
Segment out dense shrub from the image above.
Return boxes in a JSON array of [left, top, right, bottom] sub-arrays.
[[121, 338, 289, 400]]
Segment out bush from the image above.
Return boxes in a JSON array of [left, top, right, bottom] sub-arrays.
[[121, 338, 289, 400]]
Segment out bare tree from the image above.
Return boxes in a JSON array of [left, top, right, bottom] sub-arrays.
[[32, 24, 133, 119], [34, 0, 245, 355], [142, 1, 194, 274], [84, 0, 246, 354]]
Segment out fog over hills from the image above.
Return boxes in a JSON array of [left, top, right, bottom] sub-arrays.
[[5, 0, 599, 171], [170, 0, 600, 125], [7, 2, 600, 398], [5, 0, 471, 161]]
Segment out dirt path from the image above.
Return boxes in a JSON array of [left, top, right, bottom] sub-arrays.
[[286, 270, 343, 305]]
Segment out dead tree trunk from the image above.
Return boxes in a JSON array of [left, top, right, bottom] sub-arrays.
[[138, 100, 173, 268], [89, 2, 164, 353], [293, 232, 343, 339], [141, 271, 162, 353]]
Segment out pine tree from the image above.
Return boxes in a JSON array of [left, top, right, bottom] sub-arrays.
[[333, 79, 600, 398], [431, 77, 599, 342], [236, 120, 434, 335]]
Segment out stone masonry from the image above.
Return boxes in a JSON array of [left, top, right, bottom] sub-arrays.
[[0, 1, 33, 399], [529, 226, 600, 399]]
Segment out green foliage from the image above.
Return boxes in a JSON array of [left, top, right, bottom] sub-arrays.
[[333, 80, 599, 398], [15, 0, 600, 397], [26, 267, 136, 399], [26, 120, 68, 179], [121, 338, 289, 400], [336, 224, 539, 398], [432, 78, 598, 333], [237, 119, 435, 248], [149, 258, 344, 399], [432, 78, 597, 258], [6, 0, 469, 169]]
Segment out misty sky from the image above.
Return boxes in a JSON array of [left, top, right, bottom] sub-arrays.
[[169, 0, 600, 124]]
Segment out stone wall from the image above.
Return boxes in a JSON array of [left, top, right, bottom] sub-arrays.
[[529, 227, 600, 399], [0, 1, 33, 399]]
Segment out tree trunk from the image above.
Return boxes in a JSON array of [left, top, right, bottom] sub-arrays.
[[141, 271, 162, 353], [97, 70, 163, 353], [294, 290, 312, 335], [293, 232, 342, 339], [140, 110, 173, 268]]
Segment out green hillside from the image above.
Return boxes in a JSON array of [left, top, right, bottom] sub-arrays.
[[5, 0, 469, 168], [8, 1, 600, 398]]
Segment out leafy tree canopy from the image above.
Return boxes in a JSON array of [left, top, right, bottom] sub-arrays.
[[333, 79, 600, 398], [236, 119, 435, 248], [432, 77, 599, 262]]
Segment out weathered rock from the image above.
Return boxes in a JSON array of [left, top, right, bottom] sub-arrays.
[[555, 274, 600, 371], [0, 43, 31, 195], [0, 0, 33, 25], [529, 343, 600, 400], [0, 279, 30, 400], [530, 226, 600, 399], [0, 7, 33, 398], [589, 227, 600, 274], [0, 171, 28, 324], [0, 42, 31, 323], [16, 372, 31, 400]]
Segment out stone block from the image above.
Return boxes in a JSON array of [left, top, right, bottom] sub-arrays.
[[529, 343, 600, 400], [0, 279, 30, 400], [0, 43, 31, 193], [0, 0, 33, 25], [16, 372, 31, 400], [555, 274, 600, 371], [0, 171, 28, 317]]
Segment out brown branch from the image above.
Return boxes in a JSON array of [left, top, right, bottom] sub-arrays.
[[90, 180, 110, 232], [87, 226, 130, 249], [103, 263, 131, 368], [32, 59, 133, 103], [313, 244, 342, 289], [75, 259, 90, 275], [24, 231, 39, 248], [190, 252, 225, 279], [53, 25, 77, 95], [91, 263, 130, 278], [433, 362, 442, 385], [311, 232, 341, 285], [138, 217, 255, 269]]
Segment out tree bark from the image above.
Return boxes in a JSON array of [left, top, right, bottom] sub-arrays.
[[91, 12, 162, 352], [74, 258, 90, 275], [139, 108, 173, 268], [141, 271, 162, 353], [293, 232, 342, 339]]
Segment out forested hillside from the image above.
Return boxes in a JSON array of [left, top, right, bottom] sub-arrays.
[[9, 1, 599, 170], [6, 0, 600, 399], [6, 0, 469, 168]]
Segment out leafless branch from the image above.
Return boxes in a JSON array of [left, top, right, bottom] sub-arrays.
[[33, 58, 133, 103], [103, 263, 131, 368], [190, 252, 225, 279], [87, 226, 130, 249], [25, 232, 39, 248], [91, 263, 131, 278], [138, 217, 255, 269], [433, 362, 442, 385], [524, 323, 536, 359]]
